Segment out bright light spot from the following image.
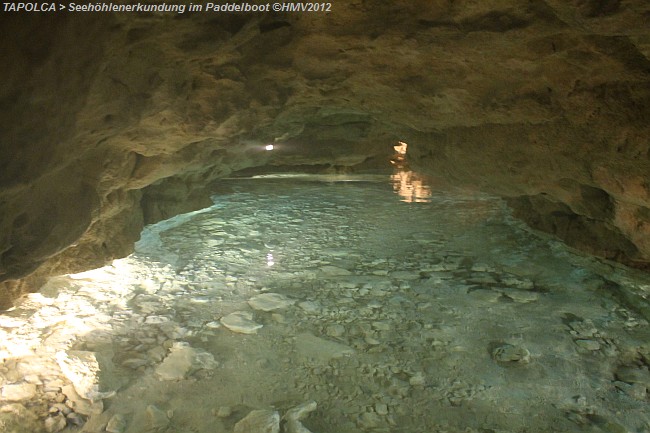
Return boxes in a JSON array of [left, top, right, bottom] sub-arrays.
[[267, 252, 275, 267], [265, 144, 274, 151], [394, 141, 408, 155], [391, 141, 408, 167]]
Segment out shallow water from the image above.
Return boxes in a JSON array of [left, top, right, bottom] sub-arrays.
[[1, 175, 650, 433]]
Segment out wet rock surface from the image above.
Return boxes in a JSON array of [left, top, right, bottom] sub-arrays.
[[0, 177, 649, 432]]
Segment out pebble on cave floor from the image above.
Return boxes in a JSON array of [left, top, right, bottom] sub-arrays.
[[1, 175, 650, 433]]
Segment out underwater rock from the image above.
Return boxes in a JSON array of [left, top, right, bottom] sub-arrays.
[[221, 311, 263, 334], [374, 403, 389, 416], [295, 333, 355, 363], [44, 413, 67, 433], [357, 412, 383, 429], [409, 372, 426, 386], [65, 411, 85, 427], [147, 346, 167, 362], [0, 383, 37, 401], [371, 321, 391, 331], [501, 276, 535, 290], [248, 293, 295, 312], [155, 342, 218, 381], [146, 404, 169, 431], [491, 344, 531, 364], [215, 406, 232, 418], [233, 409, 280, 433], [285, 400, 317, 421], [568, 320, 598, 337], [498, 288, 540, 303], [298, 301, 321, 314], [0, 403, 42, 433], [61, 384, 103, 416], [319, 266, 352, 276], [285, 418, 314, 433], [364, 334, 381, 345], [55, 350, 116, 401], [575, 339, 601, 351], [615, 366, 650, 386], [325, 324, 346, 337], [389, 270, 420, 280], [155, 346, 195, 381], [105, 414, 127, 433], [468, 288, 502, 303], [615, 381, 648, 401], [205, 320, 222, 329], [284, 400, 317, 433]]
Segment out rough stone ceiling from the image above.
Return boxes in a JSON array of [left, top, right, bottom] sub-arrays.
[[1, 0, 649, 307]]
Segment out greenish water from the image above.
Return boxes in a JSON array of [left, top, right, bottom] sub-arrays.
[[2, 175, 649, 433]]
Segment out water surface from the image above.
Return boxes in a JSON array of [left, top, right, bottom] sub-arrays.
[[2, 175, 649, 433]]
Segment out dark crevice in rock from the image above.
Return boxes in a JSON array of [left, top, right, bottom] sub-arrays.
[[417, 19, 459, 30], [141, 178, 215, 225], [576, 0, 621, 18], [459, 10, 532, 33], [578, 184, 615, 220], [507, 194, 643, 268], [587, 35, 650, 74], [259, 20, 292, 33]]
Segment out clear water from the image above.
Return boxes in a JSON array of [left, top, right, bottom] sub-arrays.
[[2, 174, 650, 433]]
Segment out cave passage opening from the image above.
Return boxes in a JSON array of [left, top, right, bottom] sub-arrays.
[[1, 169, 650, 433]]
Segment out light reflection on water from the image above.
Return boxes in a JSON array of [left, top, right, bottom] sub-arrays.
[[390, 170, 432, 203], [389, 140, 433, 203]]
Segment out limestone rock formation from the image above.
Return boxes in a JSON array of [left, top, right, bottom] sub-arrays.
[[1, 1, 649, 307]]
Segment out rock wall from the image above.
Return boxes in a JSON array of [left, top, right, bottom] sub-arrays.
[[1, 1, 649, 307]]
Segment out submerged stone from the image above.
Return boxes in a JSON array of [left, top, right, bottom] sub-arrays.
[[319, 266, 352, 276], [615, 366, 650, 386], [575, 339, 601, 351], [298, 301, 321, 314], [1, 383, 37, 401], [248, 293, 295, 311], [234, 409, 280, 433], [326, 324, 346, 337], [106, 414, 127, 433], [55, 351, 116, 401], [221, 311, 263, 334], [155, 343, 218, 381], [44, 413, 67, 433], [284, 401, 317, 433], [146, 404, 169, 430], [499, 288, 540, 303], [295, 332, 354, 363], [491, 344, 531, 364], [285, 400, 317, 422]]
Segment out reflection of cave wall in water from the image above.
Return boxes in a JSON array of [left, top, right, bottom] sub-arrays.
[[1, 0, 650, 308]]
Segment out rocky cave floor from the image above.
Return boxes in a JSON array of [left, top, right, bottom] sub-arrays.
[[1, 175, 650, 433]]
